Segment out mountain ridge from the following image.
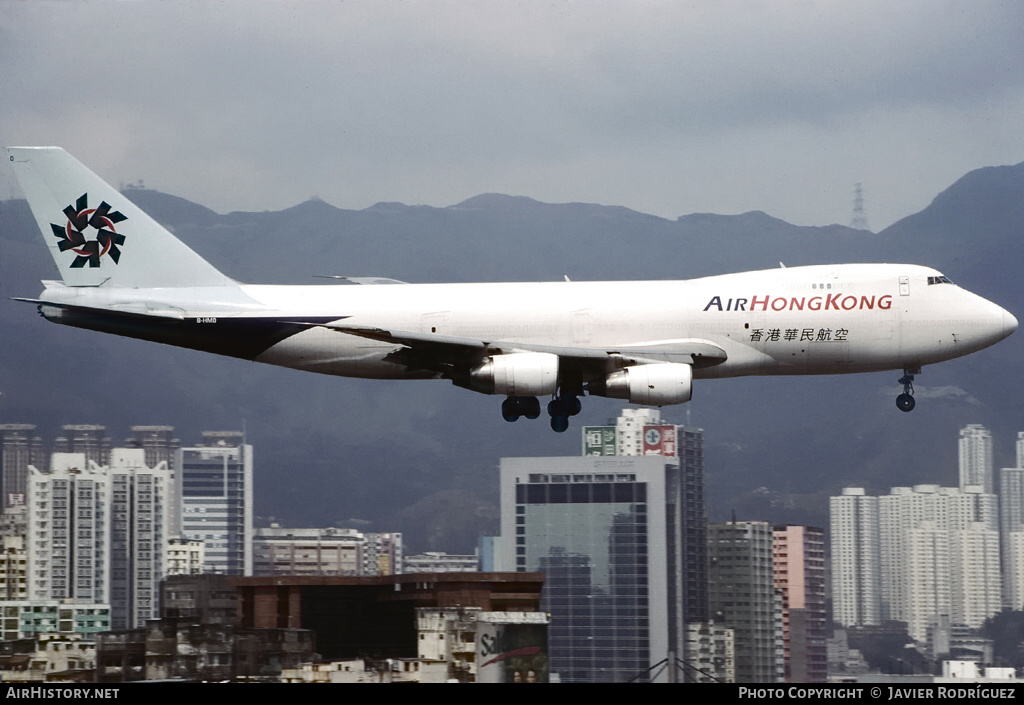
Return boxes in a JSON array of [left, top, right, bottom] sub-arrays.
[[1, 160, 1022, 551]]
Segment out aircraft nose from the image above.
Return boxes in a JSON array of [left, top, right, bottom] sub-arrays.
[[1005, 309, 1019, 339]]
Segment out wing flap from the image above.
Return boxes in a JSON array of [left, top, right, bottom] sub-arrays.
[[315, 322, 727, 375]]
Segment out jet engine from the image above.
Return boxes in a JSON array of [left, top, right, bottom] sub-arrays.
[[590, 363, 693, 406], [469, 352, 560, 396]]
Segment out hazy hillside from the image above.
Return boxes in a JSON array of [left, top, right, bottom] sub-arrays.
[[1, 161, 1022, 551]]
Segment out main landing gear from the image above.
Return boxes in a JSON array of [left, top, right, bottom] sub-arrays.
[[502, 396, 541, 422], [896, 367, 920, 412], [547, 394, 582, 433], [501, 392, 582, 432]]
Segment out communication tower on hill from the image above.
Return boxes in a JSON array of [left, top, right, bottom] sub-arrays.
[[851, 182, 870, 231]]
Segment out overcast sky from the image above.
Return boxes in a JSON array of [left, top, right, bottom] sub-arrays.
[[2, 1, 1022, 230]]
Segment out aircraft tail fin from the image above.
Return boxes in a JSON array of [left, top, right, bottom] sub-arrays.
[[7, 147, 234, 288]]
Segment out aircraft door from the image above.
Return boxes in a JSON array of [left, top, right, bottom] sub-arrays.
[[572, 309, 592, 345], [899, 276, 910, 296]]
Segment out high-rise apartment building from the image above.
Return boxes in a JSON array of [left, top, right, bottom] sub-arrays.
[[28, 453, 110, 604], [166, 537, 205, 576], [684, 621, 735, 683], [497, 456, 687, 683], [0, 424, 46, 507], [998, 467, 1024, 608], [176, 431, 253, 576], [951, 522, 1002, 629], [107, 449, 175, 630], [1004, 532, 1024, 611], [362, 532, 403, 576], [26, 449, 174, 629], [708, 521, 784, 683], [0, 536, 27, 600], [614, 408, 664, 456], [878, 485, 1001, 641], [52, 425, 111, 467], [773, 525, 826, 682], [959, 424, 993, 493], [830, 488, 881, 626], [125, 425, 179, 470]]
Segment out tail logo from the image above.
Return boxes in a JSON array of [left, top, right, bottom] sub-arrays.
[[49, 193, 127, 268]]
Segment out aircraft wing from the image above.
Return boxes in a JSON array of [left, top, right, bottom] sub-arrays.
[[313, 322, 727, 377]]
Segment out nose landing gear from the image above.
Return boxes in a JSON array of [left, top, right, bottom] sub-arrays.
[[896, 368, 919, 412]]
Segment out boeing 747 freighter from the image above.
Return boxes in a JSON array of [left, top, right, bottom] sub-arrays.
[[7, 147, 1017, 431]]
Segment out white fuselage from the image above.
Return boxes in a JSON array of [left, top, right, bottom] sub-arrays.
[[39, 262, 1015, 386]]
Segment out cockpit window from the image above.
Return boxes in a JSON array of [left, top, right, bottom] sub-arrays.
[[927, 275, 954, 285]]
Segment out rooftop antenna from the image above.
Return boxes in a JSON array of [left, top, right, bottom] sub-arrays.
[[851, 183, 870, 231]]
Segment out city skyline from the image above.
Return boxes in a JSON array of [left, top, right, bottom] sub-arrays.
[[4, 414, 1024, 680], [5, 417, 1024, 551]]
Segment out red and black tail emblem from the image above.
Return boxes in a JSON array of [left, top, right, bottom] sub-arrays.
[[50, 193, 128, 268]]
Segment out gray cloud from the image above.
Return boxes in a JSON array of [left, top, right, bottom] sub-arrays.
[[2, 1, 1023, 228]]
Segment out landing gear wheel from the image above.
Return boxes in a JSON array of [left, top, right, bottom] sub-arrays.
[[895, 369, 918, 412], [501, 397, 521, 422], [550, 415, 569, 433], [896, 393, 916, 412], [502, 396, 541, 422]]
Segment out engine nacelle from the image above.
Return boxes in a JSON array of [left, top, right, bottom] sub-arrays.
[[592, 363, 693, 406], [469, 352, 560, 396]]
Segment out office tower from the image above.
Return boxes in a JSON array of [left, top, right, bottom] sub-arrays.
[[126, 425, 180, 470], [708, 521, 783, 683], [583, 409, 708, 625], [478, 536, 496, 572], [253, 526, 364, 576], [0, 424, 46, 507], [959, 424, 993, 493], [52, 425, 112, 467], [497, 456, 686, 683], [108, 448, 175, 630], [677, 426, 708, 625], [773, 525, 826, 682], [176, 431, 253, 576], [879, 485, 1001, 641], [830, 488, 881, 626]]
